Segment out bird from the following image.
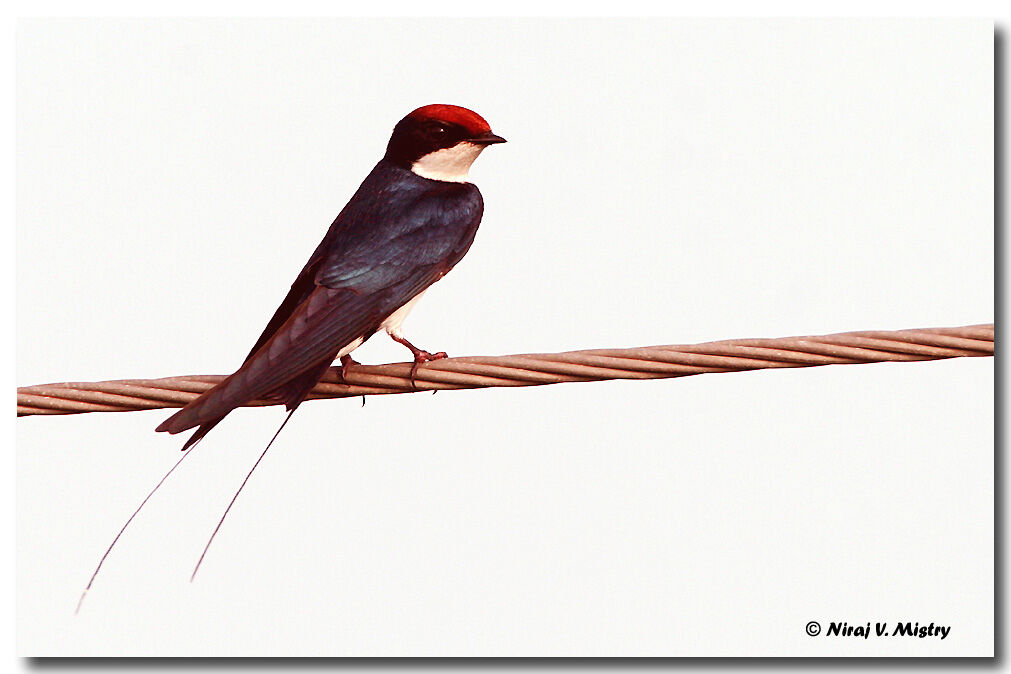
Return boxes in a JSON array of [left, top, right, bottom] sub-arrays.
[[156, 104, 505, 451], [74, 105, 505, 609]]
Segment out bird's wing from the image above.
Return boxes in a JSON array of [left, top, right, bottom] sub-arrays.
[[157, 186, 482, 436], [241, 257, 323, 363], [243, 169, 477, 361], [241, 222, 341, 362]]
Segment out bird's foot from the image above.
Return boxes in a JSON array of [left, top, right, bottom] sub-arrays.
[[339, 355, 366, 406], [390, 335, 447, 390], [337, 354, 361, 381], [339, 354, 360, 373], [408, 351, 448, 391]]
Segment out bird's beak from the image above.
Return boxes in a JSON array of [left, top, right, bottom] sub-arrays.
[[469, 132, 507, 145]]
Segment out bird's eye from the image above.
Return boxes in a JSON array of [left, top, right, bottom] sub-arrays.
[[433, 124, 448, 135]]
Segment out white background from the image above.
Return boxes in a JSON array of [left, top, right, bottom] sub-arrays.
[[15, 18, 993, 656]]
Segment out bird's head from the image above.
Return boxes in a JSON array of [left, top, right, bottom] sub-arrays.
[[385, 104, 506, 183]]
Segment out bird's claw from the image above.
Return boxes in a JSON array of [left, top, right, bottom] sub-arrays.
[[409, 351, 448, 390], [389, 334, 448, 390], [339, 354, 360, 380]]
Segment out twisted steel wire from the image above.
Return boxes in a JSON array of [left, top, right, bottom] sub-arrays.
[[17, 323, 994, 418]]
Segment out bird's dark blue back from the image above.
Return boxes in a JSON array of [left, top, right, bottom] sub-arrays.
[[246, 159, 483, 360], [316, 161, 483, 290]]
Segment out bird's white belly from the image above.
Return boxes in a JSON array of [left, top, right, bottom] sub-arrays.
[[334, 290, 427, 359], [380, 290, 427, 338]]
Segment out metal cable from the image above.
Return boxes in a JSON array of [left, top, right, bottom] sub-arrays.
[[16, 323, 994, 417]]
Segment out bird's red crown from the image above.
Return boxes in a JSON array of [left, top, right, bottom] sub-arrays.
[[407, 104, 492, 136]]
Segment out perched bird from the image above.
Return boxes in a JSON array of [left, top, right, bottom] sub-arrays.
[[156, 104, 505, 450], [76, 105, 504, 609]]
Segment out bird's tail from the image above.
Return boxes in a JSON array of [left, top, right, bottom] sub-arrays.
[[78, 372, 312, 610], [156, 380, 240, 451], [190, 407, 298, 581], [181, 364, 330, 571], [157, 356, 335, 449], [176, 416, 226, 452], [155, 361, 263, 446]]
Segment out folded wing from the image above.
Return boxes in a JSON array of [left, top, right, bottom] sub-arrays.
[[156, 176, 483, 448]]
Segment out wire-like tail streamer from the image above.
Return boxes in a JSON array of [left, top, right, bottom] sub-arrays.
[[189, 409, 297, 582], [75, 443, 200, 614]]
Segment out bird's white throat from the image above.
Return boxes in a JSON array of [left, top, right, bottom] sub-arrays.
[[411, 142, 486, 183]]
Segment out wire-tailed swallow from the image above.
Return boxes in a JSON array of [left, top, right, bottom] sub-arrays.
[[156, 104, 505, 450]]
